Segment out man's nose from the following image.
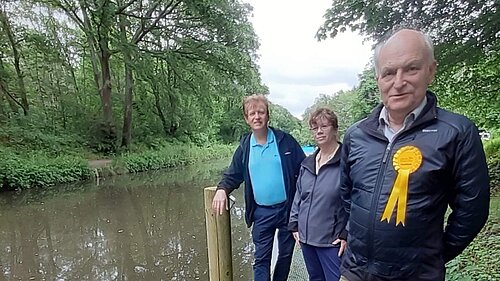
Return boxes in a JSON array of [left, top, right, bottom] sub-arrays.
[[393, 69, 406, 89]]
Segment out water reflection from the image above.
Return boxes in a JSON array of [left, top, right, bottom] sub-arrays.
[[0, 159, 253, 280]]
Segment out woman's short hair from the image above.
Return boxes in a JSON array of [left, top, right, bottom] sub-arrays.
[[308, 107, 338, 130], [243, 94, 270, 117]]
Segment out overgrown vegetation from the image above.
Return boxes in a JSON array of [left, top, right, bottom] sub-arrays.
[[0, 120, 238, 189], [0, 0, 311, 190], [446, 198, 500, 281], [117, 143, 235, 174], [0, 0, 267, 152], [484, 134, 500, 195], [0, 147, 91, 190]]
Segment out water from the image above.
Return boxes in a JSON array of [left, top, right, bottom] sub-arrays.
[[0, 159, 253, 280], [301, 145, 316, 155]]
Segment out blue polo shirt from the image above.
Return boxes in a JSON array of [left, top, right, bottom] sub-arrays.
[[248, 129, 287, 206]]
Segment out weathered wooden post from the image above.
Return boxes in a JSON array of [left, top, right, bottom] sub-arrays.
[[204, 187, 233, 281]]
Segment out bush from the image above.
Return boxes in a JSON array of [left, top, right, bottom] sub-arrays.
[[484, 137, 500, 195], [0, 121, 87, 157], [484, 138, 500, 158], [118, 143, 235, 173], [446, 199, 500, 280], [0, 148, 92, 190]]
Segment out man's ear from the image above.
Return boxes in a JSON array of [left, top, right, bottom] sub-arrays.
[[428, 60, 437, 84]]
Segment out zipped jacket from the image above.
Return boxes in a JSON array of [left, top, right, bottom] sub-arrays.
[[217, 127, 305, 227], [288, 144, 347, 247], [340, 91, 490, 281]]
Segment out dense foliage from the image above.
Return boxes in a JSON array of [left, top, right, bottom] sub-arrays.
[[118, 143, 234, 173], [0, 0, 314, 189], [446, 198, 500, 281], [0, 121, 237, 189], [302, 68, 379, 138], [0, 0, 267, 153]]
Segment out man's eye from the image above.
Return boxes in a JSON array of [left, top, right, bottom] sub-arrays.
[[408, 66, 419, 72], [383, 71, 395, 78]]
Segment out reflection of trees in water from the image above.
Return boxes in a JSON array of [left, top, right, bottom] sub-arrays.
[[0, 158, 257, 280]]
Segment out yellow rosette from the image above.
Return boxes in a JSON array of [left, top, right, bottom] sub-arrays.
[[381, 145, 422, 226]]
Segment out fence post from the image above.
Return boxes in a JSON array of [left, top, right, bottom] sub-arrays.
[[204, 187, 233, 281]]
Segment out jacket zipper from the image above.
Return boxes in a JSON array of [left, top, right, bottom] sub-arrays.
[[366, 142, 391, 268], [364, 126, 420, 267], [304, 174, 317, 244]]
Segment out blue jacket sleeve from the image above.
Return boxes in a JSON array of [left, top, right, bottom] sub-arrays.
[[292, 136, 306, 171], [443, 122, 490, 262], [217, 144, 245, 194]]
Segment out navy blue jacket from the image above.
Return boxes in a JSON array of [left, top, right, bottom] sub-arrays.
[[340, 91, 490, 281], [218, 127, 305, 227]]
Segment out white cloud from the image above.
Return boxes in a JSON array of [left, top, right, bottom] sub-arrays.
[[245, 0, 373, 118]]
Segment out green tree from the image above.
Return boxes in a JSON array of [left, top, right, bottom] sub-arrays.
[[317, 0, 499, 130], [317, 0, 499, 66], [269, 103, 302, 134], [0, 0, 265, 154]]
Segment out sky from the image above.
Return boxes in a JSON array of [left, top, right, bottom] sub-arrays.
[[244, 0, 374, 118]]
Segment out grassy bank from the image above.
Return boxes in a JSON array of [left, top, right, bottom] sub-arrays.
[[0, 141, 235, 190], [94, 143, 235, 177], [446, 197, 500, 280]]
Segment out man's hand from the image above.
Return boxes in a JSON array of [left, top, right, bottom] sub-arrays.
[[292, 231, 300, 247], [333, 239, 347, 257], [212, 189, 228, 215]]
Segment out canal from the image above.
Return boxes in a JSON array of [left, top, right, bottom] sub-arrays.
[[0, 159, 254, 280]]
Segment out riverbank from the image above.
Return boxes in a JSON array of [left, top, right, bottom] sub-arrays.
[[0, 143, 235, 190]]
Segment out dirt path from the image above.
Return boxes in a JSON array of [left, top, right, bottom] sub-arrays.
[[88, 159, 113, 168]]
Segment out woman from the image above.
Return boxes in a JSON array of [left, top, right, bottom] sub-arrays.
[[288, 107, 347, 281]]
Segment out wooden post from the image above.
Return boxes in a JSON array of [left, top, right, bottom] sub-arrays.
[[204, 187, 233, 281]]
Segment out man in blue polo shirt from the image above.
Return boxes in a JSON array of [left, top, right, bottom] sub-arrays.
[[212, 94, 305, 281]]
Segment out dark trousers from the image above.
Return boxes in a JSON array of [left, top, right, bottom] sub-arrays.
[[252, 204, 295, 281], [301, 243, 341, 281]]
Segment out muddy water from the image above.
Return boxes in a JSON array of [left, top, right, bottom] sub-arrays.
[[0, 159, 253, 280]]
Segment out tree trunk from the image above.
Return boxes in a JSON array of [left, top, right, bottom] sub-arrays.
[[0, 57, 21, 115], [121, 60, 133, 148], [77, 0, 102, 91], [119, 14, 134, 148], [99, 43, 113, 124], [152, 84, 170, 137], [0, 10, 28, 115]]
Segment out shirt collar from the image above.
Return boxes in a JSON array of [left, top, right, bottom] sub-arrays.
[[250, 128, 274, 147], [379, 96, 427, 127]]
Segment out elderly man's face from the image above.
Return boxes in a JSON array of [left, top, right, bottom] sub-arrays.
[[376, 30, 436, 117]]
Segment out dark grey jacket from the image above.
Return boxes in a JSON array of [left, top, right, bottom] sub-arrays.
[[288, 144, 347, 247], [340, 91, 490, 281]]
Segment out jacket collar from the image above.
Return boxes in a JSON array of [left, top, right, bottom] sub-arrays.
[[359, 91, 438, 138], [302, 143, 342, 173], [240, 126, 285, 148]]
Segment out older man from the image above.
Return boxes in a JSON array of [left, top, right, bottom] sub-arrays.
[[339, 28, 490, 281]]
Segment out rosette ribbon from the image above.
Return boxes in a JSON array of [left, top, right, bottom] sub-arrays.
[[381, 146, 422, 226]]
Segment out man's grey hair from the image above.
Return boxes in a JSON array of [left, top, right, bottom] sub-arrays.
[[373, 27, 435, 76]]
